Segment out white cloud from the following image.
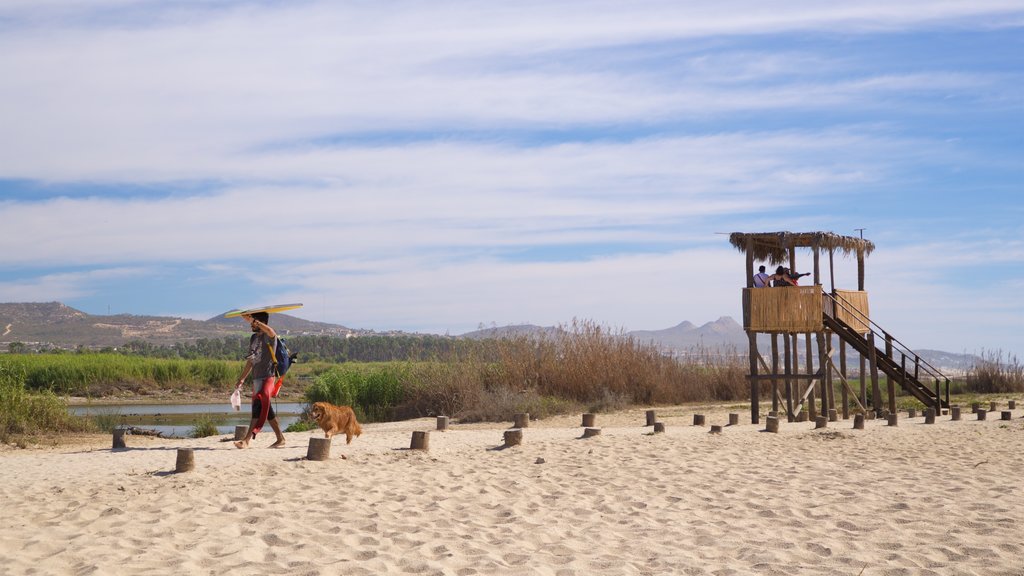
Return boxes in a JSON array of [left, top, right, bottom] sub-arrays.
[[0, 267, 151, 302]]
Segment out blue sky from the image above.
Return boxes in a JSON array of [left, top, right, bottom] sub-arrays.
[[1, 1, 1022, 356]]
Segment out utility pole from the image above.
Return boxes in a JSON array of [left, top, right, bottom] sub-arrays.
[[854, 228, 865, 240]]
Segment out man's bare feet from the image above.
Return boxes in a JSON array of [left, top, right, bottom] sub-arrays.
[[270, 439, 286, 448], [233, 440, 249, 449]]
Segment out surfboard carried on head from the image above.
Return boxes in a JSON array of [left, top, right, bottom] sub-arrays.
[[223, 303, 303, 319]]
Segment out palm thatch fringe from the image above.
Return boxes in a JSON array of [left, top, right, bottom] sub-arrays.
[[729, 231, 874, 265]]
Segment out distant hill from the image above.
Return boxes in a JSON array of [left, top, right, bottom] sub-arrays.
[[0, 302, 355, 350]]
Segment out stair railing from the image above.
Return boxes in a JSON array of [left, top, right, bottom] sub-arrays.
[[824, 291, 950, 407]]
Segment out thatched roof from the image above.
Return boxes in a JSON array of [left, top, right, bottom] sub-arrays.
[[729, 231, 874, 265]]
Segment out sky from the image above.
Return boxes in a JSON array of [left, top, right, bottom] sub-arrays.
[[1, 1, 1022, 357]]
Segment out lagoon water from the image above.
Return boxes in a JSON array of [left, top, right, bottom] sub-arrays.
[[69, 402, 306, 438]]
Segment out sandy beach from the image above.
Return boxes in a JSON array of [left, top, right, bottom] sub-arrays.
[[1, 406, 1022, 576]]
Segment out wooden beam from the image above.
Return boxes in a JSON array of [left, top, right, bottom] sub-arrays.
[[748, 331, 759, 425]]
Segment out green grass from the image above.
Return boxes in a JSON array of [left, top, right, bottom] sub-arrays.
[[0, 360, 92, 443], [3, 353, 240, 395]]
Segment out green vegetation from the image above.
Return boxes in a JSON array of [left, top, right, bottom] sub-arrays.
[[2, 353, 240, 396], [0, 360, 91, 444], [190, 415, 219, 438]]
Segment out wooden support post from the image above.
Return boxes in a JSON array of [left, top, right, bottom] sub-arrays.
[[748, 331, 759, 425], [1010, 400, 1017, 410], [771, 333, 780, 414], [234, 425, 248, 441], [410, 431, 430, 450], [765, 416, 779, 433], [581, 427, 601, 438], [887, 413, 898, 427], [1001, 411, 1012, 421], [859, 353, 867, 412], [990, 401, 998, 412], [728, 413, 739, 426], [934, 379, 941, 412], [797, 410, 808, 422], [828, 409, 838, 422], [853, 413, 865, 430], [436, 416, 449, 431], [951, 406, 961, 421], [112, 428, 127, 450], [653, 422, 665, 433], [857, 249, 865, 291], [175, 448, 195, 473], [828, 247, 836, 293], [693, 414, 706, 426], [868, 333, 881, 416], [839, 340, 849, 419], [971, 402, 980, 413], [582, 413, 596, 427], [925, 408, 936, 424], [709, 425, 723, 434], [815, 416, 827, 429], [977, 410, 987, 421], [825, 331, 835, 414], [907, 408, 917, 419], [645, 410, 657, 426], [307, 437, 331, 460], [503, 429, 522, 447], [784, 333, 794, 421], [513, 413, 529, 428], [813, 242, 820, 286], [804, 334, 817, 421]]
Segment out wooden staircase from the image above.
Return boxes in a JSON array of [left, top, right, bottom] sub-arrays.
[[822, 292, 949, 411]]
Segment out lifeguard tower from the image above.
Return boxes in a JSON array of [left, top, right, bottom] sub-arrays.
[[730, 231, 950, 424]]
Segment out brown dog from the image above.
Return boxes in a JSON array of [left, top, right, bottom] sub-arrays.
[[310, 401, 363, 444]]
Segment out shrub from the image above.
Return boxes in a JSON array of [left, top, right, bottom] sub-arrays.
[[190, 415, 219, 438], [965, 350, 1024, 393], [0, 360, 91, 443]]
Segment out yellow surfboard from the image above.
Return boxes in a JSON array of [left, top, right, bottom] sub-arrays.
[[223, 303, 303, 318]]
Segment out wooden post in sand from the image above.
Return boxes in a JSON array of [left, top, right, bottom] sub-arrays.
[[513, 413, 529, 428], [828, 409, 838, 422], [977, 410, 987, 421], [307, 437, 331, 461], [709, 425, 723, 434], [1001, 411, 1011, 421], [814, 416, 827, 429], [887, 413, 898, 426], [925, 408, 936, 424], [951, 406, 961, 421], [233, 425, 248, 441], [907, 408, 916, 419], [581, 427, 601, 438], [582, 413, 596, 427], [990, 401, 998, 412], [436, 416, 449, 431], [728, 413, 740, 426], [112, 428, 127, 450], [765, 416, 779, 433], [693, 414, 705, 426], [645, 410, 657, 426], [971, 402, 980, 413], [653, 422, 665, 433], [1009, 400, 1017, 410], [175, 448, 195, 473], [853, 413, 865, 430], [504, 429, 523, 447], [410, 431, 430, 451]]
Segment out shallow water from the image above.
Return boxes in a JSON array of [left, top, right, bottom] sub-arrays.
[[69, 402, 305, 438]]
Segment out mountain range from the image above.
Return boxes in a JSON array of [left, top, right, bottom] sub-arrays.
[[0, 302, 980, 372]]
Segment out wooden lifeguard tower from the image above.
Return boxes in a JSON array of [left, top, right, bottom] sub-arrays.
[[730, 231, 950, 424]]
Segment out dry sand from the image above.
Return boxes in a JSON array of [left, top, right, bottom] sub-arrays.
[[1, 406, 1022, 576]]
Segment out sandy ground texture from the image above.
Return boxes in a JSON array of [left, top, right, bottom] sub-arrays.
[[1, 406, 1023, 576]]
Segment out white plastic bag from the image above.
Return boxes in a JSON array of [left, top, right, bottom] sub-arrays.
[[230, 386, 242, 411]]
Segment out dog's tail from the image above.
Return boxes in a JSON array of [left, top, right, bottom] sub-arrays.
[[353, 421, 362, 437]]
